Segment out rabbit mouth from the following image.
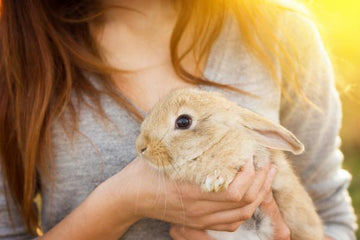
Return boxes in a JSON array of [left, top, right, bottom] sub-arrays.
[[141, 141, 173, 169]]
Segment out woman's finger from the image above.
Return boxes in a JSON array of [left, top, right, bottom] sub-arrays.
[[169, 225, 187, 240], [169, 230, 187, 240], [189, 167, 277, 229], [194, 157, 256, 202], [241, 161, 271, 204], [170, 225, 215, 240], [260, 192, 290, 240], [181, 163, 276, 219], [205, 221, 244, 232], [194, 197, 263, 229], [183, 200, 246, 217]]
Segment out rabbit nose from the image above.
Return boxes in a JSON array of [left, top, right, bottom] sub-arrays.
[[141, 147, 147, 154]]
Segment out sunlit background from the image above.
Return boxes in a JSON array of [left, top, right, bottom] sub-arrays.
[[2, 0, 357, 237], [308, 0, 360, 237]]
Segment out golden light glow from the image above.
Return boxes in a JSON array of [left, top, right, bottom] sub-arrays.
[[310, 2, 360, 234], [311, 1, 359, 84], [309, 1, 360, 147]]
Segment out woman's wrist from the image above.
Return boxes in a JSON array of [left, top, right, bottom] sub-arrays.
[[91, 174, 142, 236], [109, 157, 168, 221]]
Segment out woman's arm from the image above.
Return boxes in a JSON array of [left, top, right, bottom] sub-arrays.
[[1, 145, 275, 239], [42, 181, 137, 239], [168, 11, 357, 240], [39, 156, 276, 239], [41, 168, 140, 240], [169, 192, 292, 240], [279, 12, 357, 240]]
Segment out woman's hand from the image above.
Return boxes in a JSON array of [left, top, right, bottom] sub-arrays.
[[41, 156, 276, 240], [168, 191, 289, 240], [121, 156, 277, 231], [169, 225, 215, 240], [259, 192, 290, 240], [169, 192, 335, 240]]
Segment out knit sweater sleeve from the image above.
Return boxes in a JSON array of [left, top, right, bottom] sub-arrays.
[[278, 12, 358, 240]]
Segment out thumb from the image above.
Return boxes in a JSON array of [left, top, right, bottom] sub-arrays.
[[260, 192, 291, 240]]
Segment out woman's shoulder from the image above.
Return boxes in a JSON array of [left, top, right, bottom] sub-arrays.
[[278, 7, 326, 55], [203, 3, 332, 121]]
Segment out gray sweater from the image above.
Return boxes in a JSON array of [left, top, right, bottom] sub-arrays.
[[0, 12, 357, 240]]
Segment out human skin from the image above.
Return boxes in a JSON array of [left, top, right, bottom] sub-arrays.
[[169, 192, 291, 240], [42, 157, 276, 239], [40, 0, 331, 239], [169, 193, 334, 240]]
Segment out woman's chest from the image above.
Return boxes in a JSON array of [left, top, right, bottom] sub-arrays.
[[112, 68, 197, 113], [41, 83, 281, 220], [41, 44, 282, 231], [40, 96, 142, 230]]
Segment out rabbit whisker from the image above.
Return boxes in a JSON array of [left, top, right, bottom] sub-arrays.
[[198, 114, 212, 122], [153, 158, 164, 211], [159, 129, 170, 143], [167, 160, 187, 225], [168, 160, 182, 181], [132, 160, 144, 216], [171, 177, 187, 226], [159, 157, 168, 219]]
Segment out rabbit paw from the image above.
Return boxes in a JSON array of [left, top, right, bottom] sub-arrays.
[[201, 173, 233, 192]]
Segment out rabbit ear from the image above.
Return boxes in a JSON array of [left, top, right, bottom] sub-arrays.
[[238, 108, 304, 155]]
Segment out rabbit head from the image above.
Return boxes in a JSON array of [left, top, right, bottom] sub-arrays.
[[136, 88, 304, 170]]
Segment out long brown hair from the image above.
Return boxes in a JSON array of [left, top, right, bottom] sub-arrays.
[[0, 0, 309, 235]]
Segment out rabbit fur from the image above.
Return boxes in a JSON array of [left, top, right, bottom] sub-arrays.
[[136, 88, 324, 240]]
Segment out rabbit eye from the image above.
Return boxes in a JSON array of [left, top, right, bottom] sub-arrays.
[[175, 114, 192, 129]]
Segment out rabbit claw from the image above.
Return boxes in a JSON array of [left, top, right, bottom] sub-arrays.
[[202, 174, 231, 192]]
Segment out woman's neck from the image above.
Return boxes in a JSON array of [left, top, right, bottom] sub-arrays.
[[99, 0, 177, 29]]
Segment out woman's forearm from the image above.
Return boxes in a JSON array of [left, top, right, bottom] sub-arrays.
[[40, 173, 140, 240], [38, 157, 278, 239]]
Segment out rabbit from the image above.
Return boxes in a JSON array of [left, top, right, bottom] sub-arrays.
[[136, 88, 324, 240]]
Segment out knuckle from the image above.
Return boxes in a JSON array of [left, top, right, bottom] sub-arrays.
[[226, 189, 242, 202], [259, 183, 272, 198], [262, 185, 273, 199], [186, 204, 205, 218], [243, 192, 256, 204], [242, 212, 252, 221], [278, 227, 291, 239], [169, 231, 175, 238], [192, 221, 206, 230], [199, 223, 208, 229], [240, 209, 254, 221], [187, 207, 199, 217], [225, 223, 240, 232], [169, 226, 177, 237]]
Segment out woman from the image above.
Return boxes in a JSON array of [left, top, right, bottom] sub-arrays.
[[0, 0, 356, 239]]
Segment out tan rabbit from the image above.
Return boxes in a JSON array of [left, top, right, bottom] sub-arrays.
[[136, 88, 324, 240]]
